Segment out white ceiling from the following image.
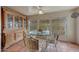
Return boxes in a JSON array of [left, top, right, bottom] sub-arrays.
[[8, 6, 77, 15]]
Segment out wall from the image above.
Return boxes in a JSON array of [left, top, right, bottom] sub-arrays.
[[28, 10, 70, 21], [76, 17, 79, 44], [0, 7, 1, 51], [28, 10, 76, 43], [65, 13, 76, 42], [75, 8, 79, 44]]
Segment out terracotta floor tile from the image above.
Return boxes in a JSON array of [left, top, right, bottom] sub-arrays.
[[3, 40, 79, 52]]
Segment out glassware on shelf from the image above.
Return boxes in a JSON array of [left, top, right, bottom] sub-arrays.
[[19, 17, 23, 29], [14, 16, 19, 29], [7, 14, 13, 29]]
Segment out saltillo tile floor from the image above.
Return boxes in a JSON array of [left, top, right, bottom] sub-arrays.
[[3, 40, 79, 52]]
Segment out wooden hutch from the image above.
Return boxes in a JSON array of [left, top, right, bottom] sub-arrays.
[[1, 7, 28, 50]]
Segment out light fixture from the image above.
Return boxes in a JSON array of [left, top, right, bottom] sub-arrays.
[[37, 6, 44, 14], [71, 12, 79, 18], [38, 9, 44, 14]]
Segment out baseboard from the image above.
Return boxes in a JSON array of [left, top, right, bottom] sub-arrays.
[[58, 40, 79, 46]]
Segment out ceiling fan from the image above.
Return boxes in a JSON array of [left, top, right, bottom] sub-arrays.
[[33, 6, 44, 14]]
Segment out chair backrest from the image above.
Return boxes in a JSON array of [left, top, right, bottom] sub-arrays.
[[23, 31, 38, 51], [56, 34, 59, 41]]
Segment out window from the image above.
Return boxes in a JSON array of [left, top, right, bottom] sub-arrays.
[[39, 20, 49, 31], [7, 14, 13, 29], [28, 20, 50, 36], [38, 20, 50, 35], [30, 20, 37, 31], [51, 19, 64, 35], [29, 20, 37, 35]]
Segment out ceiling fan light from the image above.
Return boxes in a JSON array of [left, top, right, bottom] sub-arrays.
[[38, 10, 44, 14]]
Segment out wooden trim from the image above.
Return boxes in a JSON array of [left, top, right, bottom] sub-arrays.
[[26, 16, 28, 29], [2, 7, 25, 17], [1, 7, 5, 33], [22, 17, 24, 31], [1, 7, 6, 50]]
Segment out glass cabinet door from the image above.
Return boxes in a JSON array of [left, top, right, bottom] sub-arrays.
[[7, 14, 13, 29], [14, 16, 19, 29], [24, 19, 26, 29], [19, 17, 23, 29]]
